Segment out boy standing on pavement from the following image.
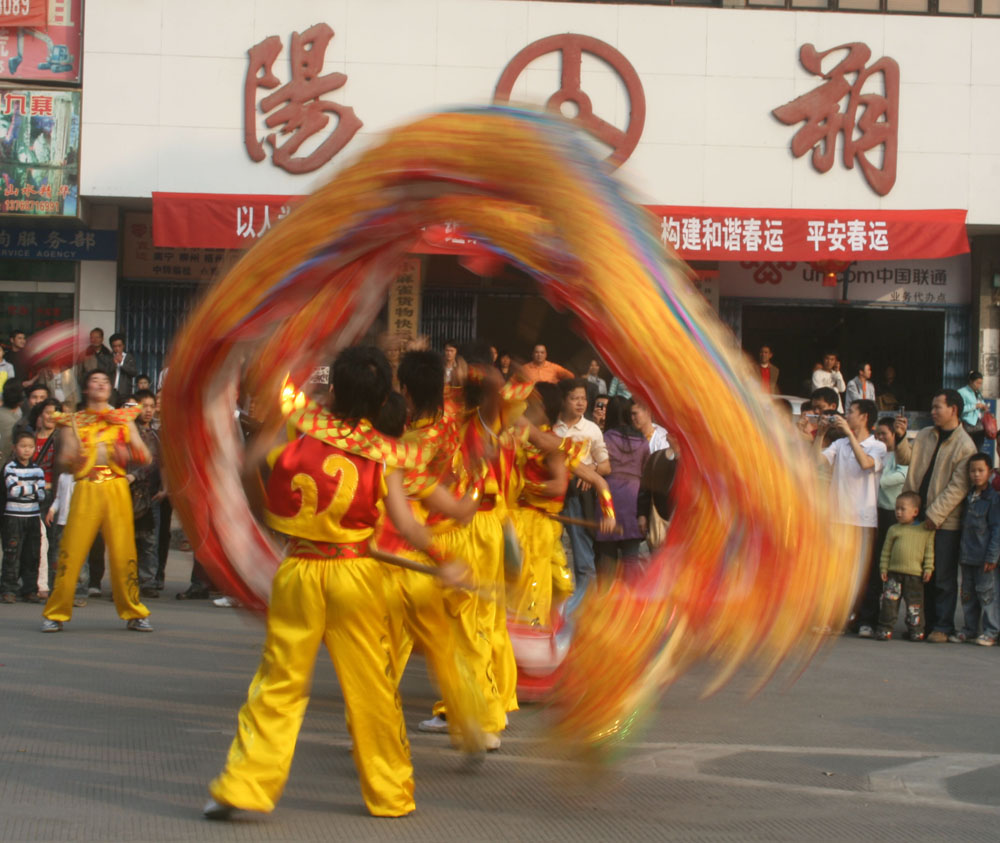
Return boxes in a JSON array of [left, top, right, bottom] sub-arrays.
[[876, 491, 934, 641], [1, 431, 46, 603], [953, 454, 1000, 646]]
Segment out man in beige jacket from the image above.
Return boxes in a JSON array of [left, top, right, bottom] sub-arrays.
[[894, 389, 977, 641]]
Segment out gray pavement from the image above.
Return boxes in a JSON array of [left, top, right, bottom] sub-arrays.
[[3, 551, 1000, 842]]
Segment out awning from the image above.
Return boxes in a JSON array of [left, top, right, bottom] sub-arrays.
[[152, 193, 969, 262]]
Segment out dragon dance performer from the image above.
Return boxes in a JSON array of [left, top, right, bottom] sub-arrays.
[[41, 370, 152, 633], [205, 347, 463, 820], [375, 349, 488, 753], [507, 382, 617, 699], [420, 346, 534, 742]]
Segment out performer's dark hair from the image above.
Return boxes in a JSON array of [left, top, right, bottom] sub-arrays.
[[374, 391, 407, 438], [84, 369, 110, 390], [397, 350, 444, 418], [533, 382, 562, 426], [332, 345, 392, 422], [461, 340, 496, 409]]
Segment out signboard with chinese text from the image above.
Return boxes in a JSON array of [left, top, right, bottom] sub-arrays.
[[654, 207, 968, 263], [388, 258, 421, 340], [122, 211, 240, 282], [0, 224, 115, 259], [151, 193, 295, 249], [0, 0, 82, 83], [0, 88, 79, 216], [718, 255, 970, 306]]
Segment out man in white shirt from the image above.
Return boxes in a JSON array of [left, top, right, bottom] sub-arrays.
[[811, 352, 847, 412], [815, 398, 886, 637], [554, 378, 610, 603]]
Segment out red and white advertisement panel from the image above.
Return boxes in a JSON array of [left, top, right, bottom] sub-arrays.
[[650, 207, 969, 262], [152, 193, 971, 264], [0, 0, 82, 83]]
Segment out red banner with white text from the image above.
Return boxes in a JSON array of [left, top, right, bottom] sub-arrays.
[[152, 193, 969, 262], [0, 0, 46, 28]]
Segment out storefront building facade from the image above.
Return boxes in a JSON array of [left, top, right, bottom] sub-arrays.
[[74, 0, 1000, 399]]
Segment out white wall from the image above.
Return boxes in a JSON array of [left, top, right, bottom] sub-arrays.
[[81, 0, 1000, 223]]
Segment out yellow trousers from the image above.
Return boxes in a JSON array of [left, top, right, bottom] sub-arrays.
[[509, 508, 565, 628], [43, 476, 148, 623], [433, 510, 517, 727], [210, 555, 414, 818], [384, 554, 486, 753]]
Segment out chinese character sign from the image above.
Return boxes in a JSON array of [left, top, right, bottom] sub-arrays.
[[123, 212, 239, 281], [647, 207, 967, 262], [0, 0, 82, 83], [773, 43, 899, 197], [244, 23, 362, 175], [388, 258, 422, 340], [0, 89, 80, 216]]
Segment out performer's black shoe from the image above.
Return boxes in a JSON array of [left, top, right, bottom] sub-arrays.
[[203, 798, 234, 820]]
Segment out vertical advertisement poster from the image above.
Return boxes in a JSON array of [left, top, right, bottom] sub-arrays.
[[0, 0, 82, 83], [0, 88, 79, 215], [388, 258, 422, 340]]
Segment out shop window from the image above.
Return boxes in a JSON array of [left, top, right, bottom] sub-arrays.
[[937, 0, 974, 11], [839, 0, 882, 9], [0, 259, 74, 282], [887, 0, 930, 10], [0, 291, 74, 338], [117, 280, 201, 389], [982, 0, 1000, 13], [790, 0, 831, 9]]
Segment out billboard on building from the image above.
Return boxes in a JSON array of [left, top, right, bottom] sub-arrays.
[[0, 0, 82, 84], [0, 88, 79, 216]]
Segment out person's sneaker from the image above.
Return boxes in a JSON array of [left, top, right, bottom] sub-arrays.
[[40, 619, 63, 632], [127, 617, 154, 632], [483, 732, 501, 751], [175, 586, 210, 600], [418, 715, 449, 733], [139, 586, 160, 599], [857, 625, 874, 639], [213, 596, 240, 608], [875, 630, 891, 641], [203, 798, 234, 820], [947, 632, 968, 644], [927, 631, 949, 643], [1, 592, 16, 604], [87, 587, 101, 598], [909, 632, 925, 642], [73, 597, 88, 608], [976, 635, 996, 647]]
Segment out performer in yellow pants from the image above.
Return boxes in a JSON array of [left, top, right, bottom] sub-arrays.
[[211, 551, 414, 816], [44, 471, 149, 623], [42, 370, 151, 631], [206, 347, 445, 821]]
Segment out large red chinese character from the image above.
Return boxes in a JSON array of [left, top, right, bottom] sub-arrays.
[[772, 43, 899, 197], [244, 23, 362, 175]]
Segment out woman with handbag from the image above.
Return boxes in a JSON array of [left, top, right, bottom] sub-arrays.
[[959, 371, 994, 452]]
